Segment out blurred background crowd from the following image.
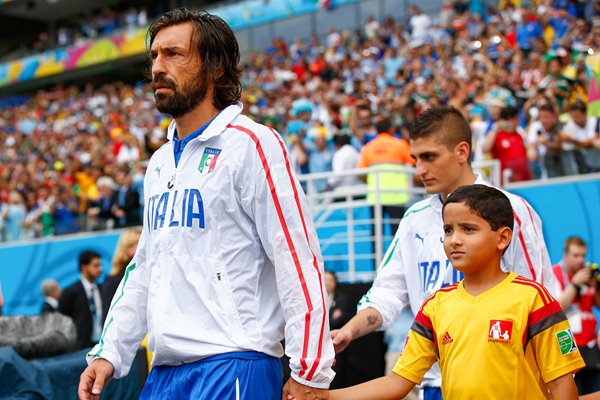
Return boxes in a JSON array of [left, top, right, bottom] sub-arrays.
[[1, 0, 600, 243], [1, 4, 164, 62]]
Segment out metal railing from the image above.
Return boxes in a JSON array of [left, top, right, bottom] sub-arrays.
[[297, 159, 501, 283]]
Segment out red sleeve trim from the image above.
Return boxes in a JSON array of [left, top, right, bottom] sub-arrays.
[[228, 124, 326, 381]]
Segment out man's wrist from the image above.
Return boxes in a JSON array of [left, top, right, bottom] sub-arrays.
[[571, 282, 582, 298]]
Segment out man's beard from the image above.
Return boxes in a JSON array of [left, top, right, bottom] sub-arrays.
[[153, 72, 210, 118]]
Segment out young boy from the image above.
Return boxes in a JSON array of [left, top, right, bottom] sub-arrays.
[[325, 185, 585, 399]]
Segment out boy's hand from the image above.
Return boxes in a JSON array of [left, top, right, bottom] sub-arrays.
[[282, 378, 328, 400]]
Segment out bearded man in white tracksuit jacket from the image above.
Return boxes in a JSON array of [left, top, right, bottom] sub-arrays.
[[331, 106, 559, 400], [79, 9, 334, 400]]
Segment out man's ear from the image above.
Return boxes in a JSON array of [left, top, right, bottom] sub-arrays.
[[497, 227, 512, 252], [455, 141, 471, 164]]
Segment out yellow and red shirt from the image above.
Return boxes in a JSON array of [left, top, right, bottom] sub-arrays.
[[393, 272, 585, 399]]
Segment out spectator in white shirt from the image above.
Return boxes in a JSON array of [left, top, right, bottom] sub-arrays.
[[408, 6, 432, 42], [327, 134, 361, 196], [561, 100, 599, 174]]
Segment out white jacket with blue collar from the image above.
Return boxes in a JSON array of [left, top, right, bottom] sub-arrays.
[[88, 103, 335, 388]]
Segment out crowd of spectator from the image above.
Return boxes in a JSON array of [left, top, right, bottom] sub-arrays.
[[4, 4, 167, 62], [2, 0, 600, 243]]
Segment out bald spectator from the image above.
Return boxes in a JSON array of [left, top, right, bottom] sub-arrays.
[[40, 279, 61, 314]]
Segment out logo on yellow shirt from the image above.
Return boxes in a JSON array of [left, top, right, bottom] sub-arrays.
[[441, 331, 453, 345], [556, 329, 577, 355], [488, 320, 513, 343]]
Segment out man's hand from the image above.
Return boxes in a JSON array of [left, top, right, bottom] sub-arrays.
[[572, 267, 592, 286], [330, 328, 353, 354], [283, 378, 328, 400], [78, 358, 114, 400]]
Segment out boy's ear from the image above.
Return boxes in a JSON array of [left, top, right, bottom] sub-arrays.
[[497, 227, 512, 252]]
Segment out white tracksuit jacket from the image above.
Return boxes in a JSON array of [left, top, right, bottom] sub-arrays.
[[358, 175, 558, 387], [87, 103, 335, 388]]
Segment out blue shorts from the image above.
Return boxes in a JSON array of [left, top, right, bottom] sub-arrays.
[[140, 351, 282, 400], [423, 386, 442, 400]]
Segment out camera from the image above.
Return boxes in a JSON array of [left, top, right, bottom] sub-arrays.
[[587, 262, 600, 283]]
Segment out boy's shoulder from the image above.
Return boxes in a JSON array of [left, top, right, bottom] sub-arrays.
[[507, 274, 556, 305], [420, 283, 460, 311]]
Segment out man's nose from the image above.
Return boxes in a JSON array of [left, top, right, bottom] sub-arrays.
[[151, 54, 166, 77], [415, 161, 426, 176]]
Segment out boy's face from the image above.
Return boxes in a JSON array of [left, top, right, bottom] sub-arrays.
[[442, 202, 510, 274]]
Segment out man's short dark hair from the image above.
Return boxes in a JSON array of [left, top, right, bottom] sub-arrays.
[[539, 103, 556, 114], [375, 118, 393, 134], [568, 100, 587, 113], [564, 236, 586, 253], [333, 134, 351, 147], [324, 269, 338, 282], [148, 8, 242, 109], [410, 106, 472, 151], [443, 184, 514, 231], [500, 106, 519, 120], [79, 250, 101, 270]]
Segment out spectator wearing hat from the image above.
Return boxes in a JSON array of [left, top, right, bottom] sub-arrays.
[[307, 129, 334, 193]]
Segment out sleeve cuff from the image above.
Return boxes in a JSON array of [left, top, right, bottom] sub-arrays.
[[290, 372, 331, 390], [86, 348, 124, 379]]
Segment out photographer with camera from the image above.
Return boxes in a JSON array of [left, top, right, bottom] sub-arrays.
[[553, 236, 600, 395]]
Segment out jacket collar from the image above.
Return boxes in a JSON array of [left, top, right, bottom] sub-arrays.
[[167, 102, 243, 142]]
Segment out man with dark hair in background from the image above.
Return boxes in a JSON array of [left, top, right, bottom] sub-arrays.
[[562, 101, 600, 174], [527, 103, 567, 178], [59, 250, 103, 350], [79, 8, 333, 400]]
